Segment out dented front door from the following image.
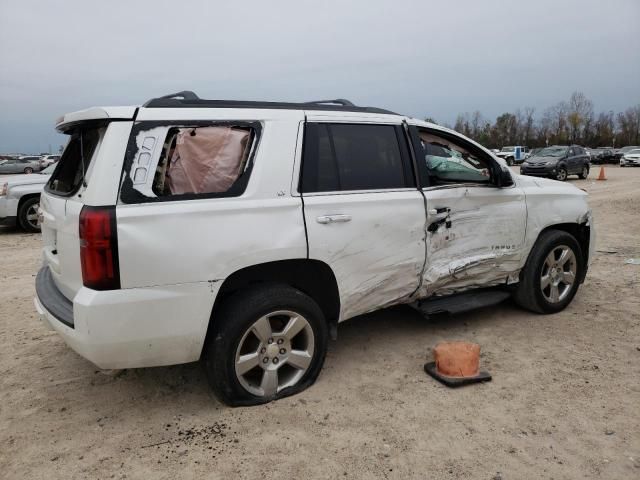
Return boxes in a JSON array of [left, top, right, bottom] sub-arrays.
[[419, 185, 526, 296], [409, 125, 527, 297]]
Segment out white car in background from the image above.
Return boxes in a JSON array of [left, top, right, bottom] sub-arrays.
[[39, 154, 61, 168], [620, 148, 640, 167], [0, 164, 55, 232]]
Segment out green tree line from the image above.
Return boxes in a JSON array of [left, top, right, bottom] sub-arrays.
[[428, 92, 640, 149]]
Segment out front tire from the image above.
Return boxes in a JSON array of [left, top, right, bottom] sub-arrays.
[[513, 230, 584, 314], [555, 167, 567, 181], [506, 157, 514, 166], [24, 167, 34, 174], [17, 196, 41, 233], [203, 284, 328, 406]]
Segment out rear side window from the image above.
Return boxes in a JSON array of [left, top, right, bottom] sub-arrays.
[[301, 123, 413, 193], [47, 128, 101, 195], [119, 121, 260, 204], [152, 126, 253, 197]]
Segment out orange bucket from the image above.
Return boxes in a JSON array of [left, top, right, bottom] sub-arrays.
[[434, 341, 481, 377]]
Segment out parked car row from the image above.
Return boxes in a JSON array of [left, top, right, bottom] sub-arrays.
[[493, 144, 640, 169], [0, 154, 60, 174]]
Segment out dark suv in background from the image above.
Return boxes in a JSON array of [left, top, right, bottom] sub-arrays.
[[520, 145, 590, 181]]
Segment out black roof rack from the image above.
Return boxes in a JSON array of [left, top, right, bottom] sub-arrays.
[[142, 91, 397, 115]]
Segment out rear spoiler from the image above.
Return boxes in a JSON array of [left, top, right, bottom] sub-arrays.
[[55, 106, 138, 133]]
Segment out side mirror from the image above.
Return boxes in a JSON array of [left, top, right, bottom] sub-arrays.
[[497, 168, 514, 187]]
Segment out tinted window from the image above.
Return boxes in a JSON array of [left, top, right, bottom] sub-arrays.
[[301, 123, 411, 193]]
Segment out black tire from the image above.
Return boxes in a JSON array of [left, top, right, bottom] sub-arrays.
[[203, 284, 328, 406], [555, 166, 567, 181], [506, 157, 514, 166], [24, 167, 33, 174], [578, 165, 589, 179], [17, 196, 41, 233], [513, 230, 585, 314]]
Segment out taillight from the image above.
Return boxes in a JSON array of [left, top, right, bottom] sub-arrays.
[[79, 206, 120, 290]]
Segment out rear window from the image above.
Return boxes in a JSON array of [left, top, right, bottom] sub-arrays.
[[47, 128, 101, 196]]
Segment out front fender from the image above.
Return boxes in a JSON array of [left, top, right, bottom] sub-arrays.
[[517, 174, 593, 268], [8, 183, 45, 201]]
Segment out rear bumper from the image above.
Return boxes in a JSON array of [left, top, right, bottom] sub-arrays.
[[34, 266, 219, 369]]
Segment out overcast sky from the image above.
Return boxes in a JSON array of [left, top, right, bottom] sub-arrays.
[[1, 0, 639, 153]]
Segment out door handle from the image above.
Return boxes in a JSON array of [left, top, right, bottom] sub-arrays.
[[428, 207, 450, 216], [427, 207, 452, 233], [316, 214, 352, 224]]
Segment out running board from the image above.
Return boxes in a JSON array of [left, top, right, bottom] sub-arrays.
[[413, 289, 511, 316]]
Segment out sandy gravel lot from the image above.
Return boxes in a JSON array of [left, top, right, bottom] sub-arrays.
[[1, 166, 638, 479]]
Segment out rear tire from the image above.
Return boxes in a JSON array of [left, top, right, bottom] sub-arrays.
[[23, 167, 33, 174], [203, 284, 328, 406], [513, 230, 584, 314], [17, 196, 41, 233]]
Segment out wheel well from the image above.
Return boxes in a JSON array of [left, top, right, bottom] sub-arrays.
[[207, 259, 341, 344], [17, 193, 40, 213]]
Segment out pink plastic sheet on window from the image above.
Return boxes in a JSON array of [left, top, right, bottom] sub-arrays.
[[167, 126, 250, 195]]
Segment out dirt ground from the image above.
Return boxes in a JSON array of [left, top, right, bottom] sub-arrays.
[[1, 166, 638, 480]]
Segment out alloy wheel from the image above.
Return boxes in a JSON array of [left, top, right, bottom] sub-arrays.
[[234, 310, 315, 397], [556, 168, 567, 181], [540, 245, 576, 303], [25, 202, 40, 230]]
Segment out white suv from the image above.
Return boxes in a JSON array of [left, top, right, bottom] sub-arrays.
[[34, 92, 594, 405]]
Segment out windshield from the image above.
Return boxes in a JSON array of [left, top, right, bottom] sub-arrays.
[[537, 146, 567, 157], [501, 147, 515, 152], [40, 164, 56, 174]]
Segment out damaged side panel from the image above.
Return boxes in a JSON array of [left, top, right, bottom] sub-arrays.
[[418, 184, 527, 298], [304, 191, 427, 321]]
